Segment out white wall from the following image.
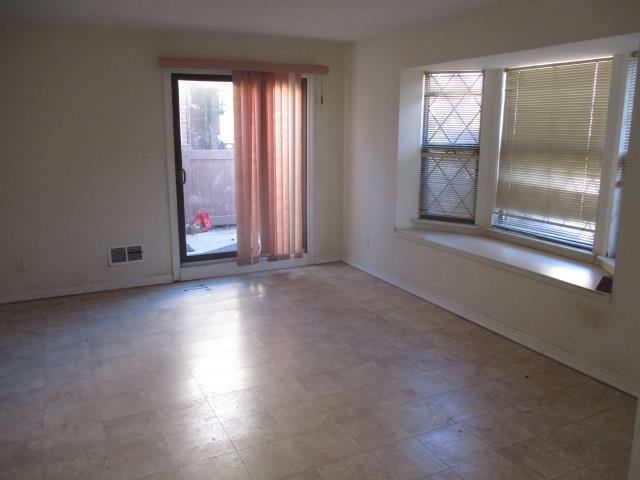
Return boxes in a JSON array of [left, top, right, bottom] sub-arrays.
[[343, 0, 640, 392], [0, 23, 345, 301], [630, 403, 640, 479]]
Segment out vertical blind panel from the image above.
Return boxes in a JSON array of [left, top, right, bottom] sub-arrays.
[[421, 72, 483, 220], [493, 59, 613, 249]]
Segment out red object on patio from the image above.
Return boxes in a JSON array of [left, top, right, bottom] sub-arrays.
[[193, 212, 213, 232]]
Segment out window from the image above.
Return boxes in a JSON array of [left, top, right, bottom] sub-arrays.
[[493, 59, 613, 250], [409, 49, 638, 264], [420, 71, 483, 222]]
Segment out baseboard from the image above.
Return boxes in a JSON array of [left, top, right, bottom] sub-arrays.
[[342, 255, 640, 398], [311, 255, 342, 265], [0, 256, 343, 305], [0, 274, 174, 305]]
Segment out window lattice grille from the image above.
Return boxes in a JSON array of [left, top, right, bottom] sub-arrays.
[[420, 71, 483, 221]]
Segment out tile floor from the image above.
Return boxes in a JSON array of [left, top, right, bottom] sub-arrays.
[[0, 262, 635, 480]]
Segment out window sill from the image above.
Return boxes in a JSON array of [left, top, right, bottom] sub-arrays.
[[597, 255, 616, 275], [413, 218, 595, 264], [397, 228, 611, 302]]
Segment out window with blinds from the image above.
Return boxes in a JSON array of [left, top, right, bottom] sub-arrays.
[[493, 58, 613, 249], [420, 71, 483, 221]]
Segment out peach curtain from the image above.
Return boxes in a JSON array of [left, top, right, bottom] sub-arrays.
[[233, 71, 304, 265]]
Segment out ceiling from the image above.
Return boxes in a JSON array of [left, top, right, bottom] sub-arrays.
[[0, 0, 504, 41]]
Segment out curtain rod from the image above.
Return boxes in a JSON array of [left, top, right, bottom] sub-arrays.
[[158, 58, 329, 75]]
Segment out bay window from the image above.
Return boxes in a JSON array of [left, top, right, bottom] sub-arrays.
[[418, 52, 637, 259]]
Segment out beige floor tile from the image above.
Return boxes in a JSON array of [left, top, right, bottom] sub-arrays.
[[108, 437, 177, 480], [340, 414, 409, 450], [208, 389, 269, 421], [133, 468, 185, 480], [298, 371, 351, 397], [155, 398, 216, 425], [453, 453, 535, 480], [313, 387, 379, 423], [237, 438, 312, 480], [294, 425, 363, 467], [373, 354, 427, 379], [255, 379, 313, 409], [538, 410, 633, 465], [316, 453, 392, 480], [558, 447, 630, 480], [146, 378, 205, 408], [98, 386, 153, 421], [280, 469, 325, 480], [272, 400, 336, 435], [370, 438, 448, 480], [0, 436, 43, 480], [424, 470, 465, 480], [499, 437, 582, 478], [44, 398, 102, 434], [499, 397, 577, 436], [222, 411, 285, 449], [162, 414, 234, 466], [397, 371, 459, 398], [424, 389, 497, 423], [0, 411, 44, 443], [434, 360, 513, 389], [385, 398, 456, 435], [179, 452, 251, 480], [195, 369, 254, 396], [419, 424, 493, 467], [368, 378, 424, 408], [462, 412, 533, 448], [43, 421, 112, 480], [103, 410, 165, 451]]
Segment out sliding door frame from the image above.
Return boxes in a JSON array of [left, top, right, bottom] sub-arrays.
[[162, 69, 315, 281], [170, 73, 236, 264]]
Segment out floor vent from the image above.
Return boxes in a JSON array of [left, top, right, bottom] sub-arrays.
[[108, 244, 144, 266]]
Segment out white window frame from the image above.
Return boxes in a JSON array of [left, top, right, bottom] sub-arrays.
[[406, 52, 635, 266]]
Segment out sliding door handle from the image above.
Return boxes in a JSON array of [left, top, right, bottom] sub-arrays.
[[178, 168, 186, 185]]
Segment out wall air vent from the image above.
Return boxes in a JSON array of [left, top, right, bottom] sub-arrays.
[[126, 245, 143, 262], [108, 244, 144, 266]]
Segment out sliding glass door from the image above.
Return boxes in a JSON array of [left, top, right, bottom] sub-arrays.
[[171, 74, 237, 262]]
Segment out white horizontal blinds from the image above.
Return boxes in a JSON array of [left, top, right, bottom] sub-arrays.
[[420, 72, 483, 221], [493, 58, 613, 249]]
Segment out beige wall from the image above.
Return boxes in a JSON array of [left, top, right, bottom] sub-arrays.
[[343, 0, 640, 391], [0, 23, 345, 301]]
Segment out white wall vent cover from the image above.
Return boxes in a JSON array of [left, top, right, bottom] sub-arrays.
[[108, 244, 144, 266]]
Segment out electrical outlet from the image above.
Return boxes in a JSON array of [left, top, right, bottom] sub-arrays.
[[143, 153, 155, 167]]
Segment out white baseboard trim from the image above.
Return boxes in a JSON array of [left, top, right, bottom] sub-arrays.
[[0, 255, 342, 305], [0, 274, 174, 305], [342, 255, 640, 398], [311, 255, 342, 265]]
